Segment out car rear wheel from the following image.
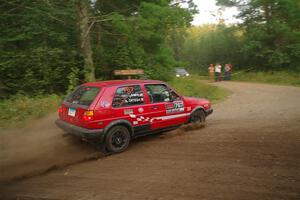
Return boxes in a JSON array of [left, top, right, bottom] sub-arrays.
[[190, 110, 206, 125], [105, 125, 130, 153]]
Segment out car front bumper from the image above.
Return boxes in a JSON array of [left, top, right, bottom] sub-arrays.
[[55, 119, 105, 142]]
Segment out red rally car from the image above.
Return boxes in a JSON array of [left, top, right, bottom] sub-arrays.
[[55, 80, 213, 153]]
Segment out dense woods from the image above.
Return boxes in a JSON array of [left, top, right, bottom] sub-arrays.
[[183, 0, 300, 73], [183, 25, 244, 73], [0, 0, 299, 99], [0, 0, 195, 98]]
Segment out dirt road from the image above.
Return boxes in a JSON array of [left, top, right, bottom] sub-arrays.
[[1, 82, 300, 200]]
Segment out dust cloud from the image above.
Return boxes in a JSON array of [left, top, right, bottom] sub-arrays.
[[0, 113, 101, 184], [0, 113, 203, 184]]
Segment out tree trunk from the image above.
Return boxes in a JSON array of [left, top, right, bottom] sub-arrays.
[[76, 1, 95, 82]]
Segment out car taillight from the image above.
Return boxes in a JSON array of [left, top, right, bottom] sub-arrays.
[[58, 106, 63, 114], [83, 110, 94, 121]]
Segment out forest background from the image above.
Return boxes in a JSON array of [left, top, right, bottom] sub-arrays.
[[0, 0, 299, 99]]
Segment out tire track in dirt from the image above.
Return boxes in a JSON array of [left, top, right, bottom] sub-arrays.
[[1, 81, 300, 200]]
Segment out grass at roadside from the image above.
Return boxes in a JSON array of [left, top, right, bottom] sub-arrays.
[[168, 76, 231, 103], [232, 71, 300, 87], [0, 94, 61, 131]]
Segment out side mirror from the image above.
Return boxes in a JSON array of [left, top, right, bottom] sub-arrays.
[[169, 90, 181, 102]]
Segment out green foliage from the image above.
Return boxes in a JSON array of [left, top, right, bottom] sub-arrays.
[[168, 76, 231, 103], [232, 71, 300, 86], [0, 0, 194, 98], [216, 0, 300, 71], [0, 94, 61, 130], [67, 67, 80, 93], [0, 0, 81, 98], [184, 0, 300, 74], [93, 1, 194, 81], [183, 25, 244, 72]]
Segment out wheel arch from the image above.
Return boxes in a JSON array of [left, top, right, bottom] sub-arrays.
[[189, 106, 205, 122], [104, 120, 133, 138]]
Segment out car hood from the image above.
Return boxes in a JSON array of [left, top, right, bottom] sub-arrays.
[[183, 97, 210, 105]]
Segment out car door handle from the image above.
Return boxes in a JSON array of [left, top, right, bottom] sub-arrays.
[[151, 105, 159, 110]]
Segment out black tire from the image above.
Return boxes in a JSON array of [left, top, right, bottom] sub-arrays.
[[105, 125, 131, 153], [190, 109, 206, 125]]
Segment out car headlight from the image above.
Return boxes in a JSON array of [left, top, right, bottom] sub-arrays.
[[203, 103, 210, 109], [186, 73, 190, 76], [176, 74, 180, 77]]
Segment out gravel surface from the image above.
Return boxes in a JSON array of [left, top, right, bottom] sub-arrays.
[[1, 81, 300, 200]]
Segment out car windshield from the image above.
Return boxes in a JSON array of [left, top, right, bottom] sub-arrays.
[[175, 68, 188, 73], [65, 86, 100, 106]]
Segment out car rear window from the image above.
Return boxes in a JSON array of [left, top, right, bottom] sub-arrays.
[[65, 86, 100, 106]]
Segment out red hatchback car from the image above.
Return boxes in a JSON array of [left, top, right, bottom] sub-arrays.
[[56, 80, 213, 153]]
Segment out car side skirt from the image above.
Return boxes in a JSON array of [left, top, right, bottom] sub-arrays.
[[132, 124, 181, 139]]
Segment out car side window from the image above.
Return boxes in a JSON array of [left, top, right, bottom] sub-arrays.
[[112, 85, 144, 108], [170, 91, 181, 101], [145, 84, 173, 103]]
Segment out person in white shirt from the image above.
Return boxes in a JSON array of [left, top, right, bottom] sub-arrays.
[[214, 63, 222, 81]]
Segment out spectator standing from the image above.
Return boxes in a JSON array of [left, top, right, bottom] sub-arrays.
[[224, 63, 233, 80], [224, 64, 230, 80], [208, 64, 215, 82], [228, 63, 233, 80], [214, 63, 222, 81]]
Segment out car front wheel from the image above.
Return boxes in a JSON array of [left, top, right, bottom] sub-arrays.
[[105, 125, 131, 153], [190, 110, 206, 125]]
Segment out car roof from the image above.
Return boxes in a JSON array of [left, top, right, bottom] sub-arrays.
[[82, 79, 165, 87], [175, 68, 187, 72]]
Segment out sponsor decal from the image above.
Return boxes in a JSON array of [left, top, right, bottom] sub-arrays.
[[138, 107, 144, 113], [129, 114, 152, 125], [166, 107, 184, 114], [166, 103, 174, 109], [100, 101, 110, 108], [122, 92, 144, 104], [166, 101, 184, 114], [129, 112, 190, 125], [125, 97, 144, 103], [156, 113, 190, 120], [123, 87, 134, 94], [124, 109, 133, 115]]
